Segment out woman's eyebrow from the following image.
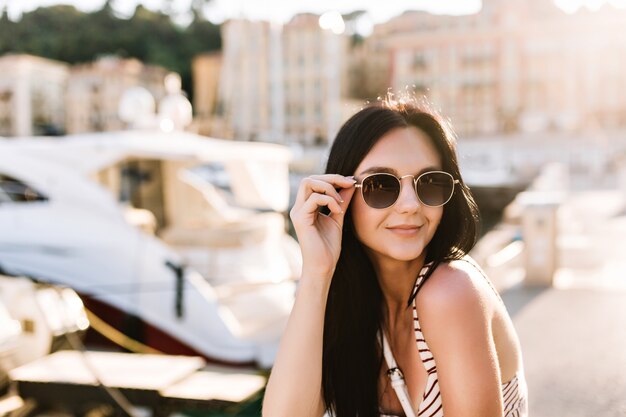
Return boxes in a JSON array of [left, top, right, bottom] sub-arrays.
[[357, 166, 441, 176], [358, 166, 396, 175]]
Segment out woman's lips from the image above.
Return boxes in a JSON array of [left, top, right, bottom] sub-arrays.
[[387, 225, 421, 236]]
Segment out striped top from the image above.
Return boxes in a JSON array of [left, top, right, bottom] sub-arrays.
[[380, 262, 528, 417]]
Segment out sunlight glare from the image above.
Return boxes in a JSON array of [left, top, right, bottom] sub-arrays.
[[554, 0, 625, 13], [318, 11, 345, 35], [585, 0, 606, 9]]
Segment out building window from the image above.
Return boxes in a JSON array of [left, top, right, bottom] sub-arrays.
[[413, 54, 428, 70], [0, 90, 12, 135], [315, 103, 322, 121]]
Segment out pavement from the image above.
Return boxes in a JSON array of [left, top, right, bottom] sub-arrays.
[[502, 286, 626, 417], [490, 187, 626, 416]]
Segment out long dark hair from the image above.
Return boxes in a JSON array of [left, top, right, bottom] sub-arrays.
[[321, 99, 480, 416]]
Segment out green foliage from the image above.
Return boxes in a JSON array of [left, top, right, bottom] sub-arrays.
[[0, 3, 222, 100]]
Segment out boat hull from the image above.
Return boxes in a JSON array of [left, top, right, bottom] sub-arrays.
[[80, 295, 255, 367]]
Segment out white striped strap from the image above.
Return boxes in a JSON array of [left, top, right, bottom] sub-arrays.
[[380, 331, 418, 417]]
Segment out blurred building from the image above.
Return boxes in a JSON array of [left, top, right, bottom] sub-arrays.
[[213, 15, 353, 145], [518, 3, 626, 133], [0, 54, 69, 137], [348, 35, 388, 103], [216, 19, 275, 141], [282, 13, 350, 146], [361, 0, 626, 137], [65, 56, 171, 134], [191, 52, 222, 136]]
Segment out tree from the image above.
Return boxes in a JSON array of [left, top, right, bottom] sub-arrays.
[[0, 3, 222, 101], [0, 6, 17, 52]]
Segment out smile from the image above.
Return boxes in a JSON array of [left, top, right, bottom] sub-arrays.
[[386, 225, 421, 236]]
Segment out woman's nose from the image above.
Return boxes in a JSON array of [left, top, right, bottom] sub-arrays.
[[394, 177, 421, 212]]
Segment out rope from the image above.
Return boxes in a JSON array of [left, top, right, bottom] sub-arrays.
[[84, 308, 163, 355]]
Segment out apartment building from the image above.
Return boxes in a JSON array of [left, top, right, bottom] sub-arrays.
[[191, 52, 222, 136], [65, 56, 170, 134], [214, 14, 352, 145], [0, 54, 69, 137], [282, 13, 350, 145], [365, 0, 626, 137], [216, 19, 276, 141]]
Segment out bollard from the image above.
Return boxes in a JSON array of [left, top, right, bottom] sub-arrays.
[[518, 191, 563, 287]]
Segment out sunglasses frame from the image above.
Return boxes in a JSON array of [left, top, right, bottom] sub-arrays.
[[354, 170, 460, 209]]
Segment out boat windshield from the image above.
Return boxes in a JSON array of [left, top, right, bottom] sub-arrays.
[[0, 174, 48, 203]]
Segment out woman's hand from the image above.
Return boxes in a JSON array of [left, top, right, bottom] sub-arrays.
[[290, 174, 356, 279], [265, 174, 355, 417]]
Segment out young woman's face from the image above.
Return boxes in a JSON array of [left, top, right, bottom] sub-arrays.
[[350, 126, 444, 266]]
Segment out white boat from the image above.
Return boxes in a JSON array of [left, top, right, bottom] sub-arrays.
[[0, 131, 301, 367]]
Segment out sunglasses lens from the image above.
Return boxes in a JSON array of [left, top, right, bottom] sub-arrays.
[[362, 174, 400, 208], [417, 172, 454, 206]]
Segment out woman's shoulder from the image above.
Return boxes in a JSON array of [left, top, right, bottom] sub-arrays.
[[416, 257, 493, 318], [419, 256, 486, 295], [415, 258, 497, 357]]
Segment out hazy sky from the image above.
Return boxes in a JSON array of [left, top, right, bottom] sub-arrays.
[[4, 0, 626, 24]]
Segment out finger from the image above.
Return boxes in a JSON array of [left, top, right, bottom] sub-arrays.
[[331, 183, 357, 223], [293, 175, 356, 216], [310, 175, 357, 196], [308, 174, 357, 188], [300, 194, 343, 221], [319, 211, 343, 232], [295, 174, 356, 205], [299, 178, 344, 205]]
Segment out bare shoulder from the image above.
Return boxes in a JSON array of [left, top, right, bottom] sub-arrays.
[[416, 258, 487, 305], [415, 257, 493, 324], [414, 259, 508, 414]]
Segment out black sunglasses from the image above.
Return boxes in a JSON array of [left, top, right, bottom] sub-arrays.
[[354, 171, 459, 209]]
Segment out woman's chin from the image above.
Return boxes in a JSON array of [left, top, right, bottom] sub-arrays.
[[368, 246, 426, 264]]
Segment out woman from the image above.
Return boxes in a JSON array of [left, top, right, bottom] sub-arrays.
[[263, 98, 528, 417]]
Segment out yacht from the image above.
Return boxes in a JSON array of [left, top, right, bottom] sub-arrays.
[[0, 131, 301, 367]]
